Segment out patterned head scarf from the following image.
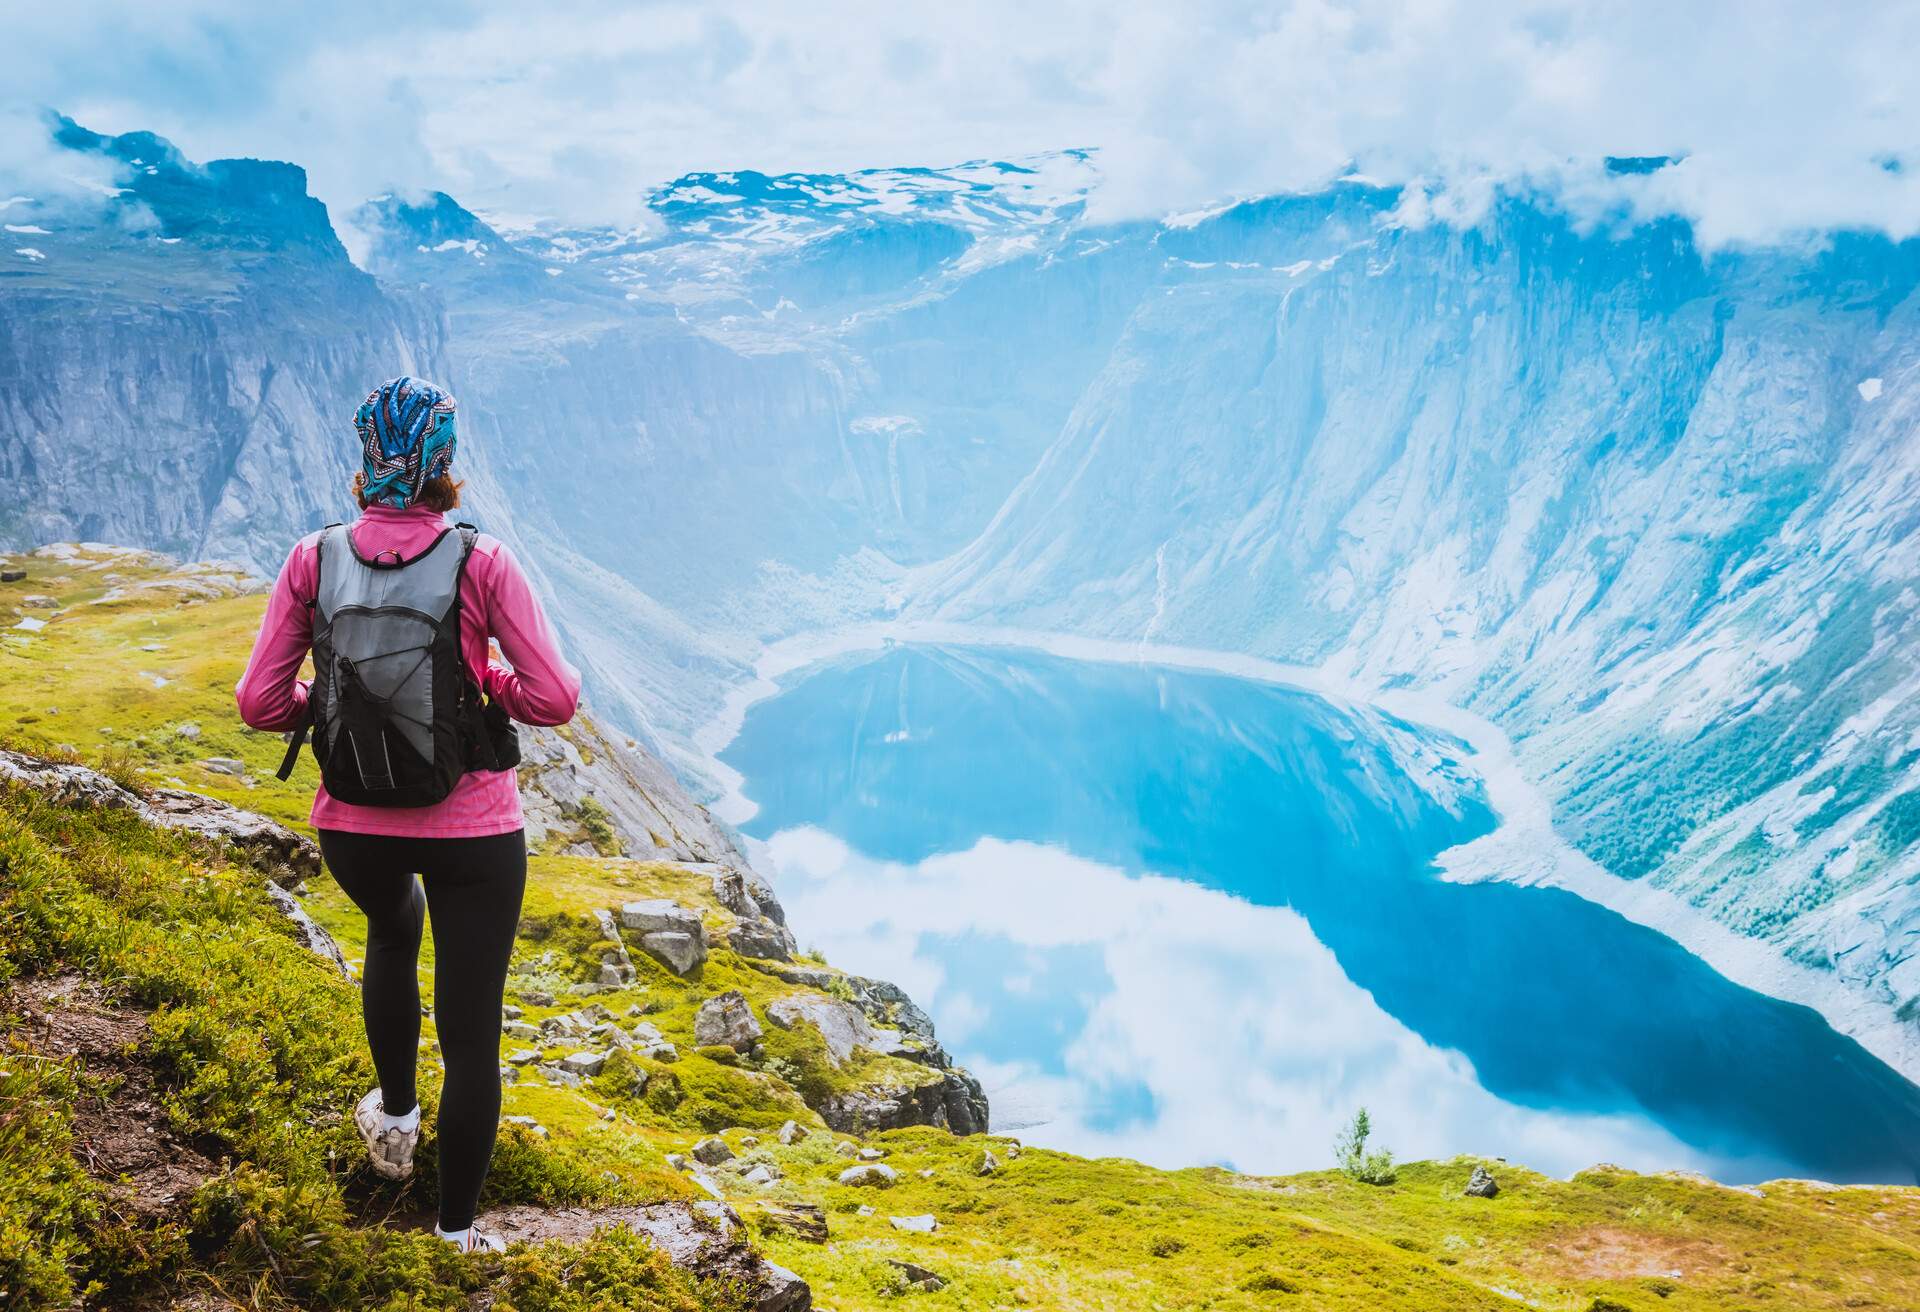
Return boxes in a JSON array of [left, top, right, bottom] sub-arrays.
[[354, 376, 458, 508]]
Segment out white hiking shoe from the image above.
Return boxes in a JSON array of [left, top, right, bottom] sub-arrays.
[[435, 1224, 507, 1254], [353, 1088, 420, 1180]]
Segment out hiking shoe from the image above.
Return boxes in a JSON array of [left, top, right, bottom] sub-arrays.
[[353, 1088, 419, 1180], [435, 1225, 507, 1254]]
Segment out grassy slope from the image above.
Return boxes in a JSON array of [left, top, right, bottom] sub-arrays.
[[3, 545, 1919, 1311]]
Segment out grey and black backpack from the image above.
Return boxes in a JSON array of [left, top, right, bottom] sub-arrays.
[[275, 522, 519, 806]]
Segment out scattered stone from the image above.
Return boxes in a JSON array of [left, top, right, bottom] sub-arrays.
[[837, 1163, 898, 1188], [201, 757, 245, 775], [618, 898, 704, 936], [503, 1021, 540, 1042], [741, 1164, 778, 1187], [539, 1064, 584, 1089], [521, 989, 556, 1007], [757, 1201, 829, 1243], [502, 1004, 523, 1019], [646, 1041, 680, 1063], [1465, 1166, 1500, 1199], [506, 1048, 541, 1065], [666, 1153, 687, 1171], [695, 990, 764, 1050], [692, 1136, 734, 1166], [740, 1134, 759, 1148], [778, 1119, 808, 1146], [890, 1214, 938, 1233], [886, 1259, 946, 1292], [729, 921, 795, 961], [560, 1050, 608, 1077], [499, 1064, 516, 1084], [835, 1141, 859, 1158], [917, 1169, 935, 1179], [502, 1115, 549, 1139], [858, 1146, 887, 1162], [976, 1150, 1000, 1176], [0, 568, 25, 582], [857, 1205, 875, 1216], [174, 722, 201, 739]]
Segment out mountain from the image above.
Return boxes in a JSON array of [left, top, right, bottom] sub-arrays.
[[6, 116, 1920, 1076]]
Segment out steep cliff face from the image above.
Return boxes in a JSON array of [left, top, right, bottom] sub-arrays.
[[0, 119, 449, 572]]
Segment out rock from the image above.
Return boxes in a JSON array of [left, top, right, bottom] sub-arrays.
[[645, 1041, 680, 1063], [889, 1214, 938, 1233], [560, 1050, 608, 1077], [174, 722, 201, 739], [835, 1141, 859, 1158], [917, 1169, 934, 1179], [768, 992, 877, 1065], [976, 1149, 1000, 1175], [502, 1004, 523, 1019], [540, 1064, 584, 1088], [618, 898, 704, 936], [740, 1134, 759, 1148], [837, 1164, 898, 1188], [503, 1021, 540, 1041], [476, 1200, 811, 1312], [1465, 1166, 1500, 1199], [502, 1115, 549, 1139], [741, 1164, 778, 1187], [665, 1153, 687, 1170], [886, 1259, 945, 1292], [590, 907, 638, 985], [506, 1048, 541, 1065], [695, 990, 764, 1050], [856, 1205, 875, 1216], [819, 1071, 989, 1137], [499, 1064, 516, 1084], [640, 930, 707, 976], [261, 882, 352, 978], [0, 568, 25, 582], [778, 1119, 808, 1145], [201, 757, 245, 775], [521, 989, 556, 1007], [728, 921, 795, 961], [756, 1201, 828, 1244], [858, 1146, 887, 1161], [691, 1136, 734, 1166]]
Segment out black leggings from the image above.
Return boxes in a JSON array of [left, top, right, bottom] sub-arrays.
[[317, 828, 526, 1232]]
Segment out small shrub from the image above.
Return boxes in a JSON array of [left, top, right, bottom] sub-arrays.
[[1333, 1108, 1397, 1185], [1148, 1235, 1186, 1258], [1241, 1271, 1300, 1293]]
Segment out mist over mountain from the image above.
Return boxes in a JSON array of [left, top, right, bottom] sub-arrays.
[[6, 117, 1920, 1073]]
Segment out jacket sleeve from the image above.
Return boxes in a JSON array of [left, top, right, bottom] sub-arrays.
[[478, 539, 582, 727], [235, 538, 318, 732]]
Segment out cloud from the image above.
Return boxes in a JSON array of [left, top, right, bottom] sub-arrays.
[[5, 2, 1920, 244], [749, 827, 1794, 1180]]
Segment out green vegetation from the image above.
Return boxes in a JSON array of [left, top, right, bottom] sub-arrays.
[[1334, 1107, 1397, 1185], [4, 546, 1920, 1310]]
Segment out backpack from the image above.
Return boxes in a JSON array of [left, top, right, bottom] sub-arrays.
[[275, 521, 520, 806]]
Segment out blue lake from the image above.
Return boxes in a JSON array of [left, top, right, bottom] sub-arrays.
[[721, 643, 1920, 1184]]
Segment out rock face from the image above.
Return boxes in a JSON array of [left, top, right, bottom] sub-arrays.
[[518, 718, 743, 864], [694, 990, 763, 1051], [820, 1073, 990, 1137], [1465, 1166, 1500, 1199], [768, 993, 876, 1065], [478, 1200, 809, 1312]]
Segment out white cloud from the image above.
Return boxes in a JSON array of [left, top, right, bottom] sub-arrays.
[[4, 3, 1919, 244]]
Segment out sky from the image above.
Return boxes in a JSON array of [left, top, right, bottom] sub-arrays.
[[6, 1, 1920, 246]]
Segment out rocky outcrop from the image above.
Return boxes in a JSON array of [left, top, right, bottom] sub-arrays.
[[1465, 1166, 1500, 1199], [0, 750, 346, 975], [617, 898, 709, 975], [477, 1200, 809, 1311], [819, 1070, 989, 1137], [518, 716, 743, 864]]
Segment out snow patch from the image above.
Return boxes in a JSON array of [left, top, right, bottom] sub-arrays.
[[1857, 377, 1883, 401]]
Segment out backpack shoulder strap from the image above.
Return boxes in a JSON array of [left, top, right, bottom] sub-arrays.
[[276, 524, 341, 782]]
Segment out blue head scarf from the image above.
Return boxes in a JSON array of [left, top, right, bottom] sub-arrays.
[[354, 376, 457, 508]]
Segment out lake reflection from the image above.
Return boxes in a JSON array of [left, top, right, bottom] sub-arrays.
[[722, 644, 1920, 1183]]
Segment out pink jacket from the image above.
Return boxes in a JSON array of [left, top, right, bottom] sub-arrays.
[[235, 504, 581, 837]]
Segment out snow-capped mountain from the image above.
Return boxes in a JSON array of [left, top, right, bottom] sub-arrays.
[[6, 118, 1920, 1059]]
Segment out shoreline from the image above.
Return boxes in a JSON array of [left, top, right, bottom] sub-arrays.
[[691, 619, 1920, 1087]]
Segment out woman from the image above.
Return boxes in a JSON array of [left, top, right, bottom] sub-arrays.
[[236, 376, 579, 1253]]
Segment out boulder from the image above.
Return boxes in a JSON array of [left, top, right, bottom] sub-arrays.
[[503, 1021, 540, 1042], [777, 1119, 808, 1145], [767, 993, 876, 1065], [506, 1048, 541, 1066], [889, 1214, 938, 1233], [695, 990, 764, 1051], [756, 1201, 828, 1243], [691, 1136, 734, 1166], [729, 922, 795, 961], [560, 1050, 608, 1077], [1465, 1166, 1500, 1199], [819, 1070, 989, 1137], [837, 1163, 898, 1188], [976, 1149, 1000, 1176], [741, 1164, 778, 1187], [858, 1147, 887, 1161], [835, 1141, 859, 1158], [618, 899, 704, 936], [640, 930, 707, 976], [886, 1259, 945, 1292]]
